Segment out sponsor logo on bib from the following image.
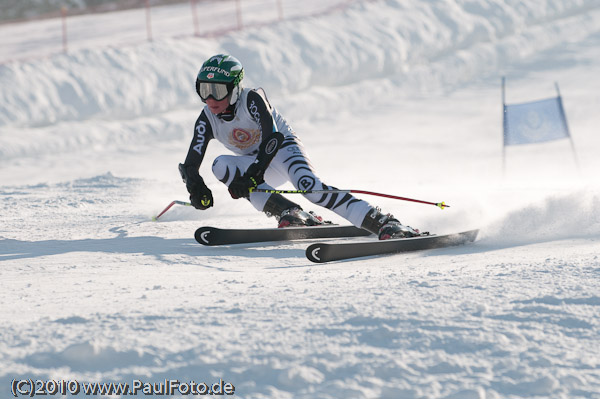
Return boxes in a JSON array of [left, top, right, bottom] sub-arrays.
[[229, 128, 260, 150]]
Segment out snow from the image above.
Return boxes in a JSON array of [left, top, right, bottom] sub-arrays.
[[1, 0, 600, 398]]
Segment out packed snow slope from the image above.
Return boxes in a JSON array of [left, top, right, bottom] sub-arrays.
[[1, 0, 600, 398]]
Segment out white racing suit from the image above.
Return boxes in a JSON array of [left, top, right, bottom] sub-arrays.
[[182, 87, 375, 228]]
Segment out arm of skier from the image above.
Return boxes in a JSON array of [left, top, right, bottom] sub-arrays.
[[180, 112, 215, 209], [228, 89, 284, 199]]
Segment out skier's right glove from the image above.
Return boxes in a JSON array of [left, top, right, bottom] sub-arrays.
[[228, 175, 258, 199], [187, 179, 213, 210], [228, 163, 265, 199]]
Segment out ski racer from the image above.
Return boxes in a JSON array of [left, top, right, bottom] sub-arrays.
[[179, 54, 420, 240]]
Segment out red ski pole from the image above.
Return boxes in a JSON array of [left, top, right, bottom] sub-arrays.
[[249, 188, 449, 209], [152, 200, 191, 221]]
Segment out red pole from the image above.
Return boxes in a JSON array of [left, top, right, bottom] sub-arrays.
[[190, 0, 200, 36], [61, 6, 68, 53], [153, 200, 191, 220], [235, 0, 243, 30], [249, 188, 450, 209], [350, 190, 449, 209], [145, 0, 153, 41]]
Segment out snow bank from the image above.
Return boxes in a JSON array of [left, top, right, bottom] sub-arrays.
[[1, 0, 599, 130]]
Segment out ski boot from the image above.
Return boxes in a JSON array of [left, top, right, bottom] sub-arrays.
[[378, 219, 421, 240], [277, 207, 324, 228], [361, 207, 422, 240], [262, 193, 325, 228]]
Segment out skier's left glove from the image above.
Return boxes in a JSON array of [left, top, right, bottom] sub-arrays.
[[179, 163, 213, 210], [228, 163, 264, 199]]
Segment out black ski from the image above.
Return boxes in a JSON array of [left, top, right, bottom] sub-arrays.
[[195, 225, 372, 246], [305, 229, 479, 263]]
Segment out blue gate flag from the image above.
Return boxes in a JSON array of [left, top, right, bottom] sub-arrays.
[[503, 97, 570, 146]]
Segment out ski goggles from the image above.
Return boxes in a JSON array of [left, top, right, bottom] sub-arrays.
[[198, 82, 230, 102]]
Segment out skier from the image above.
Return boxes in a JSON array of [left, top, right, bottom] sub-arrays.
[[179, 54, 420, 240]]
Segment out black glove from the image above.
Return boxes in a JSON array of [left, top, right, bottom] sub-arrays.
[[179, 163, 213, 210], [188, 179, 213, 209], [228, 163, 264, 199]]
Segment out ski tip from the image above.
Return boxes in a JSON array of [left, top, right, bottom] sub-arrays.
[[306, 244, 328, 263], [194, 227, 217, 246]]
